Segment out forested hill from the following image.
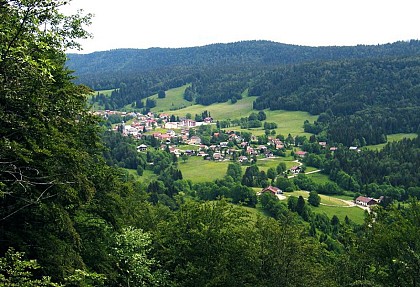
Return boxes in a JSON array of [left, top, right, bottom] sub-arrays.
[[67, 40, 420, 146], [67, 40, 420, 86]]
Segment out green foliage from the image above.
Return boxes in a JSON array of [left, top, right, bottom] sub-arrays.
[[154, 200, 259, 286], [226, 162, 242, 182], [113, 227, 167, 286], [308, 191, 321, 207], [157, 90, 166, 99], [275, 177, 296, 192], [0, 248, 61, 286]]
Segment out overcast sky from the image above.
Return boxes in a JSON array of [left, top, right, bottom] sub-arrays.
[[63, 0, 420, 54]]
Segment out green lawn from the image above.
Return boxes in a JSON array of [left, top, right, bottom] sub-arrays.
[[365, 133, 418, 150], [179, 157, 231, 183], [178, 156, 299, 183], [306, 172, 332, 185], [151, 84, 194, 113], [314, 205, 366, 225], [282, 190, 366, 224], [255, 158, 297, 172], [230, 109, 317, 138], [164, 95, 257, 120]]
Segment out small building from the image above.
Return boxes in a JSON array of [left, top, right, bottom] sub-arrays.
[[355, 196, 377, 207], [189, 136, 202, 145], [213, 152, 223, 161], [238, 156, 248, 163], [295, 151, 307, 158], [261, 186, 283, 195], [137, 144, 148, 152], [290, 166, 301, 174]]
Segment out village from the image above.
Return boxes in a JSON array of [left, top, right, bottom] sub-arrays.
[[96, 109, 311, 172], [96, 109, 380, 210]]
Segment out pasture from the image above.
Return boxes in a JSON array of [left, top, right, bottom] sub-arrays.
[[178, 156, 297, 183], [150, 84, 194, 113], [365, 133, 418, 150], [281, 190, 366, 224], [163, 94, 257, 120]]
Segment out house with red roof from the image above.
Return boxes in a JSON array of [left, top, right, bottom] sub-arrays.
[[261, 186, 283, 195], [355, 196, 378, 207]]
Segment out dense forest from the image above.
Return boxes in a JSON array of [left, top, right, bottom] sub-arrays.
[[2, 1, 420, 287]]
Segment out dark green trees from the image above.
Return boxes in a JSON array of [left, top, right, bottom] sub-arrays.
[[0, 0, 119, 282], [308, 191, 321, 207], [158, 90, 166, 98]]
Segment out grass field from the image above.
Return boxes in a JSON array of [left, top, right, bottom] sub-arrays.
[[154, 86, 318, 138], [315, 205, 366, 224], [281, 190, 366, 224], [226, 109, 317, 138], [306, 172, 332, 185], [163, 95, 257, 120], [178, 156, 300, 183], [150, 84, 194, 113], [365, 133, 418, 150], [179, 157, 231, 183]]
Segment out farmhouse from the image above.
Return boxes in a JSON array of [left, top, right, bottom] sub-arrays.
[[295, 151, 307, 158], [137, 144, 148, 152], [261, 186, 283, 195], [355, 196, 377, 207], [189, 136, 202, 145], [290, 166, 302, 174]]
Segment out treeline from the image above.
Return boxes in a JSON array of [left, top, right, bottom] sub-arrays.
[[252, 56, 420, 145], [297, 135, 420, 201], [67, 40, 420, 82], [72, 42, 420, 146]]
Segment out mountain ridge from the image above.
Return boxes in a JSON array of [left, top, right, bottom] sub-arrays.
[[67, 39, 420, 78]]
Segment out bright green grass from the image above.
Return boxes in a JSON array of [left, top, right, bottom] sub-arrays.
[[150, 84, 194, 113], [177, 144, 201, 151], [254, 158, 297, 172], [179, 156, 297, 183], [132, 169, 158, 184], [230, 109, 317, 138], [365, 133, 418, 150], [88, 89, 116, 110], [281, 190, 365, 224], [264, 110, 317, 137], [314, 205, 366, 225], [164, 95, 257, 120], [179, 157, 230, 183], [95, 89, 114, 97], [306, 172, 333, 185]]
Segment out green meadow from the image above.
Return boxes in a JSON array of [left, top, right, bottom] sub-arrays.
[[365, 133, 418, 150], [178, 156, 230, 183], [150, 84, 194, 113], [162, 94, 257, 120], [282, 190, 366, 224], [306, 172, 333, 185], [96, 84, 318, 138], [149, 85, 318, 137], [178, 156, 297, 183]]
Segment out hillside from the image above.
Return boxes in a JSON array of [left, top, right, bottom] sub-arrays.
[[67, 40, 420, 79], [70, 40, 420, 146]]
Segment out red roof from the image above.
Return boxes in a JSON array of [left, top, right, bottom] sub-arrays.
[[356, 196, 377, 205], [261, 186, 282, 194]]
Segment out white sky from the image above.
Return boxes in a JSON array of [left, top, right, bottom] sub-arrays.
[[63, 0, 420, 54]]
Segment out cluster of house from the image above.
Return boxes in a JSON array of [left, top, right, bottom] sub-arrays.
[[95, 110, 214, 139], [135, 126, 311, 165]]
